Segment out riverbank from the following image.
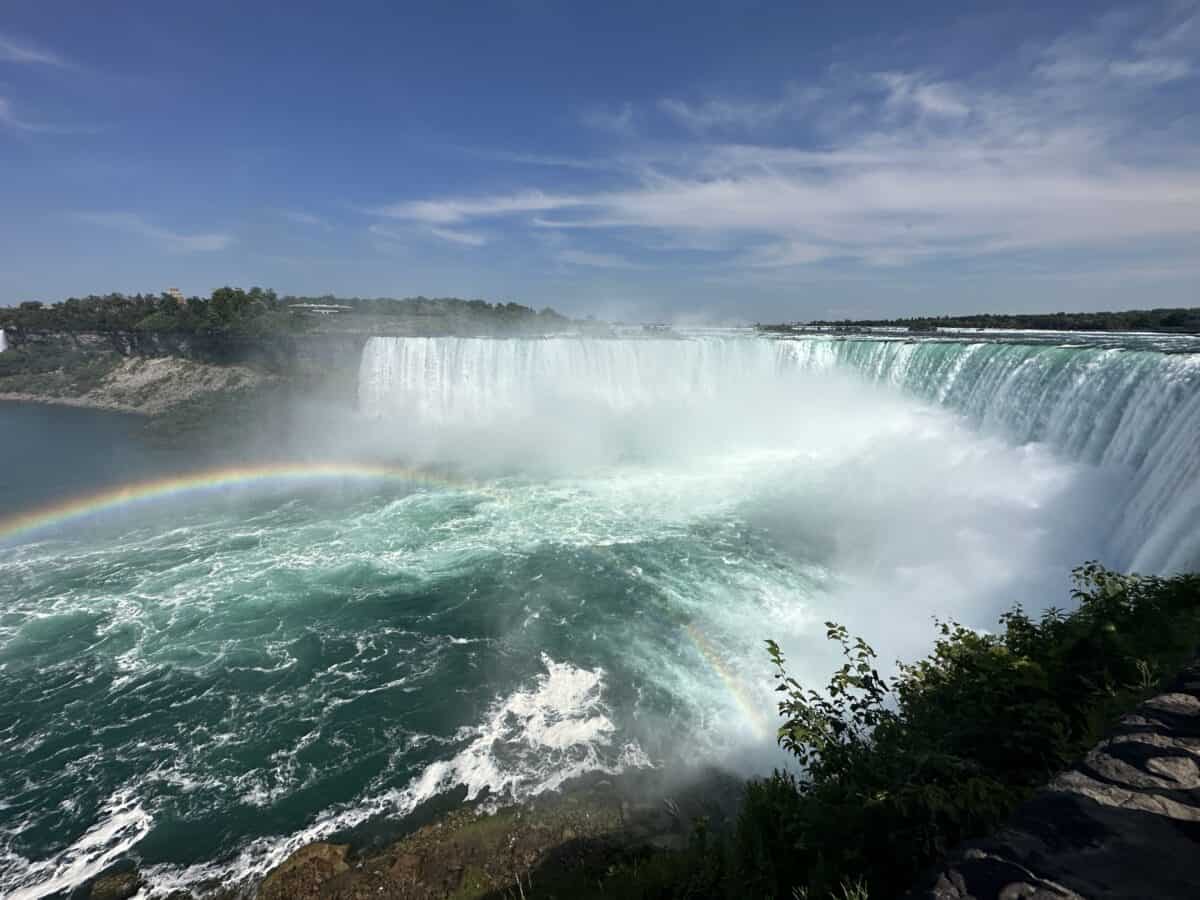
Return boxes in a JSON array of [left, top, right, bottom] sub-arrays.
[[0, 355, 276, 417], [80, 769, 745, 900]]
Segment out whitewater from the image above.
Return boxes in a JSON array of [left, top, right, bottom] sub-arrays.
[[2, 331, 1199, 897]]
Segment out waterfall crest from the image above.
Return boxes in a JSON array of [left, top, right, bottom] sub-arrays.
[[777, 339, 1200, 573], [358, 334, 1200, 572], [357, 335, 782, 422]]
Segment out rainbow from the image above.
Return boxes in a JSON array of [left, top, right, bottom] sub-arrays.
[[0, 461, 463, 543], [684, 623, 773, 741]]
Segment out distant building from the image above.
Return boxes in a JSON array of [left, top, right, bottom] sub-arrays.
[[166, 287, 185, 305]]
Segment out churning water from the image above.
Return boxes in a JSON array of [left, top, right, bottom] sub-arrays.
[[2, 332, 1198, 897]]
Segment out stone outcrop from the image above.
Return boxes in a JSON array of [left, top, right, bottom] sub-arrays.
[[2, 328, 367, 374], [88, 869, 143, 900], [910, 661, 1200, 899], [0, 329, 367, 417], [0, 355, 275, 415], [258, 843, 352, 900]]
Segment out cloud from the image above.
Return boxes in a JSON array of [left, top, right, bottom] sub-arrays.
[[1036, 4, 1197, 88], [0, 33, 65, 66], [557, 249, 644, 269], [1108, 57, 1191, 83], [658, 86, 823, 132], [369, 222, 488, 246], [368, 224, 407, 242], [369, 5, 1200, 275], [429, 226, 488, 246], [0, 96, 40, 131], [373, 190, 579, 225], [579, 102, 636, 135], [878, 73, 970, 118], [281, 210, 329, 227], [71, 213, 232, 252]]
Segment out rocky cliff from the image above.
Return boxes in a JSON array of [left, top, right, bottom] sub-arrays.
[[0, 329, 366, 417], [910, 659, 1200, 899]]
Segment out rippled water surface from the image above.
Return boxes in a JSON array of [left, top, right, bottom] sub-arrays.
[[3, 331, 1198, 896]]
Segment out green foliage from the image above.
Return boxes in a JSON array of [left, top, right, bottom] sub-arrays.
[[0, 343, 120, 394], [592, 564, 1198, 899], [0, 289, 575, 340], [0, 286, 293, 336], [744, 564, 1200, 898]]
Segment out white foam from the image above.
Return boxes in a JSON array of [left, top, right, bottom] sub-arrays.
[[139, 654, 645, 895], [3, 789, 152, 900]]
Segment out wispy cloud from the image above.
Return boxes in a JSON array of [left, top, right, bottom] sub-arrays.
[[429, 226, 488, 246], [372, 5, 1200, 274], [72, 212, 233, 252], [281, 210, 329, 227], [557, 249, 644, 269], [0, 96, 42, 131], [1108, 57, 1191, 83], [877, 73, 970, 118], [579, 102, 636, 135], [0, 32, 66, 66], [658, 85, 823, 132], [369, 222, 489, 247], [1037, 4, 1196, 88], [373, 190, 579, 225]]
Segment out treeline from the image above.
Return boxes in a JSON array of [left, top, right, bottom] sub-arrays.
[[0, 290, 571, 336], [287, 294, 568, 324], [777, 307, 1200, 334], [0, 288, 296, 336]]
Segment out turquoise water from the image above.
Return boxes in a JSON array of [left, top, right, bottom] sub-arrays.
[[3, 333, 1198, 896]]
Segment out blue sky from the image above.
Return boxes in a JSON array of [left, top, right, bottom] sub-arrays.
[[1, 1, 1198, 321]]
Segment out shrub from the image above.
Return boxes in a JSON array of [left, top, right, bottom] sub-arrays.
[[746, 564, 1200, 898]]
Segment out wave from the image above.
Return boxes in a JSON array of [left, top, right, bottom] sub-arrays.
[[138, 654, 644, 895]]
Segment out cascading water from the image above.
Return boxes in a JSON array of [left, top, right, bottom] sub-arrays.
[[357, 334, 782, 423], [0, 328, 7, 353], [778, 338, 1200, 573], [359, 333, 1200, 572], [3, 330, 1198, 897]]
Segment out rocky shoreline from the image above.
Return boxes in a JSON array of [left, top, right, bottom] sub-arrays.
[[0, 355, 276, 417], [77, 656, 1200, 900], [82, 769, 744, 900]]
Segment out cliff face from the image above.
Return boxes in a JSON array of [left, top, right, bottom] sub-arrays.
[[910, 660, 1200, 900], [0, 330, 367, 418], [2, 328, 367, 374], [0, 356, 277, 416]]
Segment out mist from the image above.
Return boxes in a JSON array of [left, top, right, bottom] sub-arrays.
[[4, 330, 1193, 898]]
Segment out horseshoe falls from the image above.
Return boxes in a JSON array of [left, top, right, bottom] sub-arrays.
[[3, 331, 1199, 896], [359, 334, 1200, 574]]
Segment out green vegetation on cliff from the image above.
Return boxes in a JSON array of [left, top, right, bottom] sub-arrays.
[[0, 288, 570, 338], [1, 287, 300, 336]]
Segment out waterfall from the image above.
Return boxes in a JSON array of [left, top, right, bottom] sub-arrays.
[[357, 335, 782, 423], [777, 339, 1200, 573], [0, 328, 7, 353], [358, 334, 1200, 573]]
